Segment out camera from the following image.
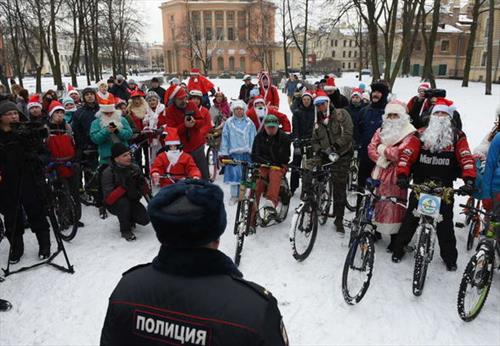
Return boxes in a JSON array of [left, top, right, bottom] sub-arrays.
[[423, 89, 446, 99], [109, 122, 117, 128], [184, 110, 195, 122]]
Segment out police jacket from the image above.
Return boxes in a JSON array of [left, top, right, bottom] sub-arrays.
[[100, 247, 288, 346]]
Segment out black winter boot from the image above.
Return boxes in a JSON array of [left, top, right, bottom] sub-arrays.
[[36, 231, 51, 260], [8, 235, 24, 264]]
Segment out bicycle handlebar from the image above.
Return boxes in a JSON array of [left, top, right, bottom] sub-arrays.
[[221, 159, 283, 170]]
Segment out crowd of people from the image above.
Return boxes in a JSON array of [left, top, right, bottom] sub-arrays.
[[1, 68, 499, 344]]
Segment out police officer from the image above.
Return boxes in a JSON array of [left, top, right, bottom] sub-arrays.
[[100, 180, 289, 346]]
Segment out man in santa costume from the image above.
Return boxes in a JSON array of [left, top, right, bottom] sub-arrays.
[[187, 68, 215, 109], [391, 99, 476, 270], [257, 71, 280, 109], [160, 84, 212, 180], [367, 100, 416, 251], [246, 98, 291, 133], [150, 127, 201, 187]]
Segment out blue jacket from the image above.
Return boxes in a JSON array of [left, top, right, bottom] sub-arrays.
[[358, 104, 385, 164], [285, 80, 298, 96], [482, 132, 500, 198], [90, 113, 133, 164], [219, 116, 256, 156]]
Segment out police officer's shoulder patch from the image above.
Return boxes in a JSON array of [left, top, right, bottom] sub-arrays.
[[122, 263, 151, 276], [231, 276, 273, 300]]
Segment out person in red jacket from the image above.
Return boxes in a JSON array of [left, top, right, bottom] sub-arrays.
[[391, 100, 476, 270], [160, 86, 211, 180], [246, 98, 291, 133], [257, 71, 280, 110], [187, 68, 215, 109], [150, 127, 201, 186], [188, 89, 212, 134]]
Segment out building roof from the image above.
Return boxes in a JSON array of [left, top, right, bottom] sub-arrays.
[[437, 24, 463, 33]]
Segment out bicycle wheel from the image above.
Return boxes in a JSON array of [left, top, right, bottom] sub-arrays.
[[277, 179, 291, 222], [466, 218, 478, 251], [464, 197, 475, 226], [412, 226, 431, 296], [54, 187, 79, 241], [342, 232, 375, 305], [345, 165, 358, 212], [290, 202, 318, 261], [319, 179, 333, 225], [457, 248, 494, 322], [206, 146, 218, 182], [234, 199, 251, 267]]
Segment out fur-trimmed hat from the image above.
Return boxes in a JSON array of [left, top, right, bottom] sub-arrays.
[[148, 180, 227, 248], [27, 94, 42, 110], [231, 99, 247, 112], [432, 98, 455, 116], [163, 127, 181, 145], [383, 100, 408, 120], [100, 103, 116, 113], [48, 100, 65, 117], [324, 77, 337, 91]]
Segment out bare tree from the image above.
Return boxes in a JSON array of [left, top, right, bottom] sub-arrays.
[[485, 0, 494, 95], [420, 0, 440, 88], [247, 0, 275, 71], [462, 0, 485, 87], [286, 0, 311, 79]]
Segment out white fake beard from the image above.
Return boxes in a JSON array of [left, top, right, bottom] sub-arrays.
[[421, 115, 454, 153], [255, 107, 267, 120], [322, 117, 329, 125], [167, 150, 181, 165], [99, 111, 123, 129], [380, 117, 408, 146]]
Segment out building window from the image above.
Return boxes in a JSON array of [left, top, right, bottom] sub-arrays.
[[217, 56, 224, 71], [330, 39, 334, 47], [354, 62, 357, 69], [240, 56, 246, 71], [349, 40, 352, 47], [348, 51, 351, 58], [481, 51, 487, 66], [227, 28, 235, 40], [203, 11, 212, 26], [348, 62, 351, 69], [335, 40, 338, 47], [354, 50, 357, 58], [342, 62, 345, 69], [485, 18, 489, 37], [332, 50, 335, 58], [238, 11, 246, 41], [343, 40, 346, 47], [441, 40, 449, 52], [205, 27, 212, 40], [216, 27, 224, 40], [286, 52, 291, 67], [229, 56, 235, 71], [227, 11, 234, 22], [343, 51, 346, 58], [170, 15, 174, 21], [415, 40, 422, 51], [215, 11, 223, 23]]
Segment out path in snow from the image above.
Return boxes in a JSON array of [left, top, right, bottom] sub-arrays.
[[1, 74, 499, 345]]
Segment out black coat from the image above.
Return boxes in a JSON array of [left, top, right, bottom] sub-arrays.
[[101, 247, 287, 346], [101, 162, 145, 202], [345, 102, 365, 147], [72, 102, 100, 152], [149, 86, 166, 104], [239, 83, 255, 104], [252, 130, 291, 166], [291, 103, 315, 141], [110, 82, 131, 102], [328, 90, 349, 109]]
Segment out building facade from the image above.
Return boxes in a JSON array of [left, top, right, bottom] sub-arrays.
[[161, 0, 277, 75]]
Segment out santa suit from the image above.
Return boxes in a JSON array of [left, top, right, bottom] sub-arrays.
[[246, 107, 291, 133], [150, 151, 201, 187], [258, 71, 280, 109]]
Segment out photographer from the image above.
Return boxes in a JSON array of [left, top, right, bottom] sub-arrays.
[[417, 89, 462, 130], [161, 86, 211, 180], [0, 100, 51, 263], [101, 143, 150, 241]]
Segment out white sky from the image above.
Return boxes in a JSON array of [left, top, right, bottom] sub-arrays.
[[141, 0, 165, 43]]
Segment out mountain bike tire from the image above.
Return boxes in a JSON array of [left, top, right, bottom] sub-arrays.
[[412, 226, 431, 296], [290, 202, 318, 261], [234, 199, 251, 267]]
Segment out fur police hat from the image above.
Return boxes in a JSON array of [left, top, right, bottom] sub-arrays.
[[148, 180, 227, 248]]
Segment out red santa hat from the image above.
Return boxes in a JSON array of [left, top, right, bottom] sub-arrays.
[[163, 127, 181, 146], [432, 98, 456, 116], [27, 94, 42, 110], [351, 87, 363, 98], [323, 77, 337, 91], [165, 84, 187, 102], [253, 97, 266, 107], [190, 68, 201, 75], [189, 89, 203, 98], [67, 84, 79, 97], [302, 90, 314, 100], [130, 89, 145, 98], [418, 83, 430, 92], [313, 90, 330, 105], [48, 100, 65, 117]]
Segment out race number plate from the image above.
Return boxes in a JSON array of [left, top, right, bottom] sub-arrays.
[[417, 193, 441, 217]]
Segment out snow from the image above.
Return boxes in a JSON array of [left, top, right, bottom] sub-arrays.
[[437, 24, 463, 33], [1, 73, 500, 345]]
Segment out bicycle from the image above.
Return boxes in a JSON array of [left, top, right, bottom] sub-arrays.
[[46, 161, 79, 242], [409, 181, 463, 296], [345, 150, 359, 212], [222, 159, 290, 267], [458, 197, 484, 251], [342, 178, 406, 304], [289, 161, 333, 261], [457, 204, 500, 322]]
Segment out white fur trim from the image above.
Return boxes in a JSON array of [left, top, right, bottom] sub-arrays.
[[169, 86, 182, 101], [384, 103, 406, 117], [49, 105, 65, 117], [28, 102, 42, 110], [432, 104, 451, 115], [68, 90, 79, 96], [99, 104, 116, 113]]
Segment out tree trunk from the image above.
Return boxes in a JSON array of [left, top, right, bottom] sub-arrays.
[[358, 14, 363, 81], [421, 0, 440, 88], [50, 0, 64, 90], [92, 0, 100, 82], [462, 0, 482, 87], [301, 0, 309, 79], [485, 0, 494, 95], [282, 0, 289, 77]]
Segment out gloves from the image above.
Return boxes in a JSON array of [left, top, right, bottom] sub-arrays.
[[152, 172, 160, 186], [396, 175, 409, 189], [482, 198, 493, 211], [459, 179, 475, 196]]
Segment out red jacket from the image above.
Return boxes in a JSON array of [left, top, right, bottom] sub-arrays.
[[46, 123, 76, 178], [397, 129, 476, 185], [150, 151, 201, 186], [187, 75, 214, 95], [259, 85, 280, 109], [246, 107, 291, 133], [159, 101, 211, 153]]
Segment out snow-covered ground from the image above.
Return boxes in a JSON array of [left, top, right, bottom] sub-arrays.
[[1, 74, 500, 346]]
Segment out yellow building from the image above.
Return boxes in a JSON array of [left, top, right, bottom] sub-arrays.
[[272, 45, 302, 72]]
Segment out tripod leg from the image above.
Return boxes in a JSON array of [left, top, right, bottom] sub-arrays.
[[47, 207, 74, 273]]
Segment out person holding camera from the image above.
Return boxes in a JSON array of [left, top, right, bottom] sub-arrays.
[[407, 83, 431, 127], [90, 103, 133, 165], [161, 85, 212, 180], [311, 91, 354, 234], [0, 100, 51, 263], [101, 143, 150, 241]]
